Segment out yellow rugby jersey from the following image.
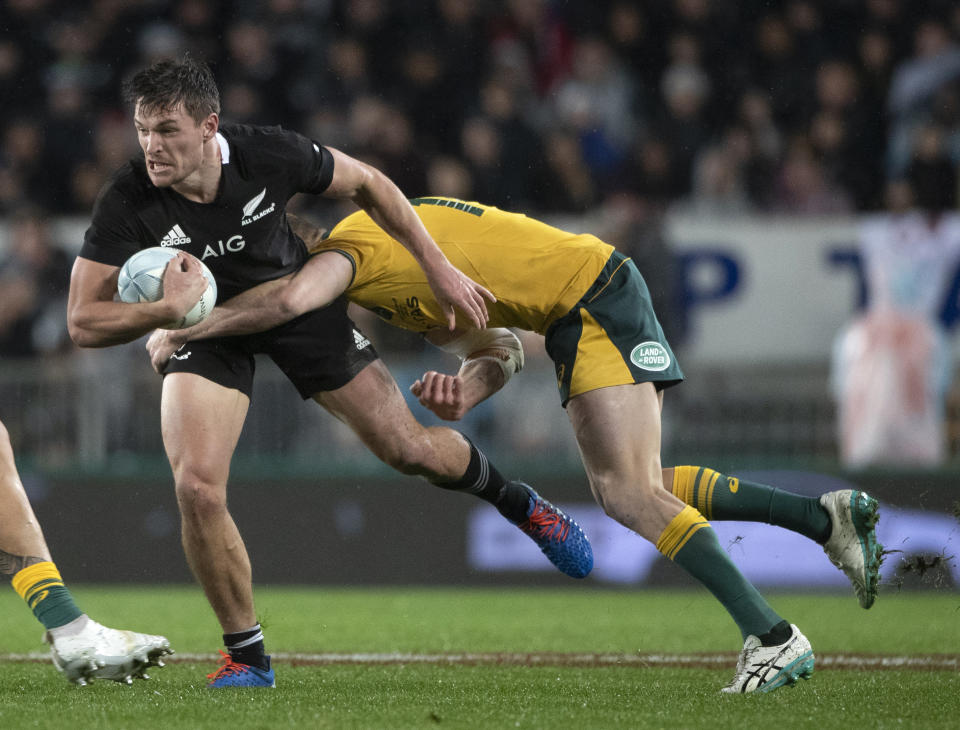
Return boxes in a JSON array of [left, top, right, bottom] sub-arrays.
[[316, 197, 614, 334]]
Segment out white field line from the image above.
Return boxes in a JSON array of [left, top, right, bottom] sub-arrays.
[[2, 651, 957, 670]]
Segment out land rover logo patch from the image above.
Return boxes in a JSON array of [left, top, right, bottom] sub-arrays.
[[630, 341, 670, 371]]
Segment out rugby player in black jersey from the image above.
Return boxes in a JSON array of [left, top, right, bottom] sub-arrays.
[[66, 56, 593, 688]]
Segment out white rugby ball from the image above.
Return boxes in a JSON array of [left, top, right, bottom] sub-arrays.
[[117, 247, 217, 329]]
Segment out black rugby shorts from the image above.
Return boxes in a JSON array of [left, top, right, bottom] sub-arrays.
[[163, 295, 378, 398]]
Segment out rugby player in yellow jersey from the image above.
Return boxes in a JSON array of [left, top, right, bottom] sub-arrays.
[[148, 197, 883, 693]]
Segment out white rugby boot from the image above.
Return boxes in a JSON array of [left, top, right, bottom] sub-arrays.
[[45, 615, 173, 685], [820, 489, 882, 608], [721, 624, 814, 694]]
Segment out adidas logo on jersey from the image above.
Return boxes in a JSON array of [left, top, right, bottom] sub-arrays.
[[241, 187, 276, 226], [353, 329, 371, 350], [160, 224, 192, 247]]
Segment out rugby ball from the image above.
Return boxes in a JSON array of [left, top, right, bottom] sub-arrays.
[[117, 247, 217, 329]]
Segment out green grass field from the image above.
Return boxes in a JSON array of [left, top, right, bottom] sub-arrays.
[[1, 587, 957, 729]]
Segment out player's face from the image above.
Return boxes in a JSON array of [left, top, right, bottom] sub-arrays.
[[134, 102, 211, 188]]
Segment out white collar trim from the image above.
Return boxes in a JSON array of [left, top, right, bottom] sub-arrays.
[[216, 132, 230, 164]]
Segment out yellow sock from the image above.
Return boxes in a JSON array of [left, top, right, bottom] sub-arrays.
[[670, 466, 724, 519], [671, 465, 830, 541], [655, 505, 711, 559], [12, 561, 83, 630]]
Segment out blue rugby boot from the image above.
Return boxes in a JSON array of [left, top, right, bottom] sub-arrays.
[[513, 482, 593, 579], [207, 651, 275, 688]]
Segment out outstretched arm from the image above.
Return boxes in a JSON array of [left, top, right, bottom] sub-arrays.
[[146, 250, 352, 372], [323, 148, 494, 330], [409, 328, 524, 421]]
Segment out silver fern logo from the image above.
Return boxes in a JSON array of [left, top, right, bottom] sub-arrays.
[[241, 187, 275, 225], [242, 188, 266, 217]]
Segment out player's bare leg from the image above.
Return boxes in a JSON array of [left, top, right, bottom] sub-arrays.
[[315, 360, 592, 578], [0, 419, 51, 565], [162, 373, 272, 687], [315, 359, 470, 481], [567, 383, 681, 541], [161, 373, 255, 632], [568, 382, 811, 692], [1, 418, 171, 685]]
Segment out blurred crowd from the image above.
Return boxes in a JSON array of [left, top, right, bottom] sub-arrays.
[[3, 0, 960, 465], [2, 0, 960, 361], [1, 0, 959, 223]]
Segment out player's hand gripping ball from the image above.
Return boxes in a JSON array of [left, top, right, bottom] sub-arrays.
[[117, 247, 217, 329]]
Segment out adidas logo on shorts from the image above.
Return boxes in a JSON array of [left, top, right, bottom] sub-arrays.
[[160, 224, 191, 247], [353, 329, 371, 350]]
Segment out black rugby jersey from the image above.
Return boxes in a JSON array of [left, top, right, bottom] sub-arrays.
[[80, 124, 335, 300]]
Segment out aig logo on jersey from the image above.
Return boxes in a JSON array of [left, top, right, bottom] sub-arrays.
[[630, 341, 671, 371], [200, 234, 245, 260], [241, 187, 276, 226]]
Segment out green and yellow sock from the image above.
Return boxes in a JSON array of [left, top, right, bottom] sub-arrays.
[[657, 506, 783, 640], [11, 561, 83, 630], [671, 466, 831, 543]]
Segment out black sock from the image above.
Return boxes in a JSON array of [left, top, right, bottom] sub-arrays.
[[223, 624, 269, 670], [431, 437, 529, 522], [495, 482, 533, 523], [757, 620, 793, 647]]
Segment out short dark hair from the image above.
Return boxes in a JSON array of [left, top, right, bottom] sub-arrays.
[[123, 55, 220, 122]]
